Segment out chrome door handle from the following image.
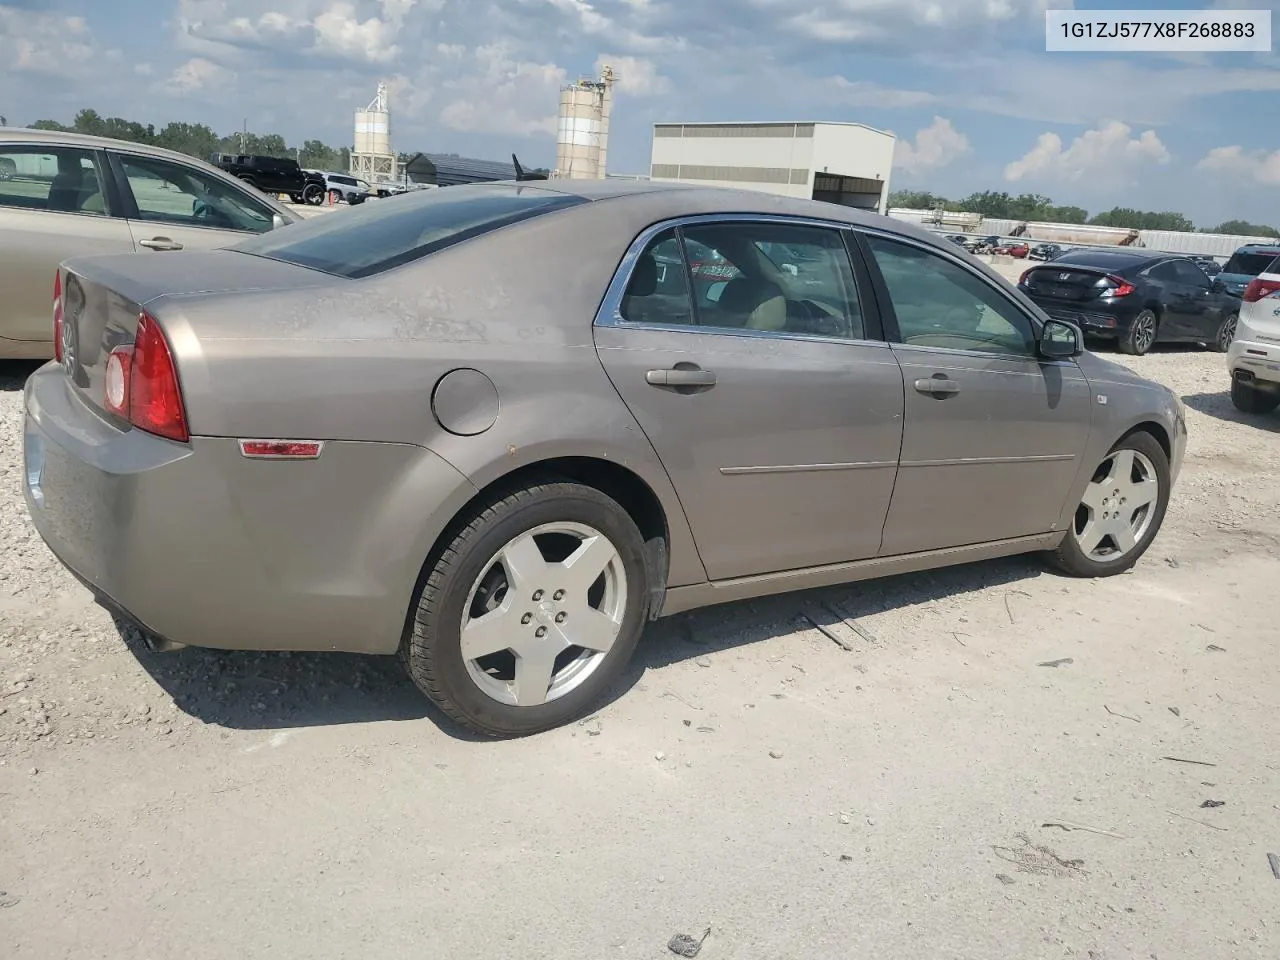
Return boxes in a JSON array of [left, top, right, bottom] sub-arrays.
[[915, 376, 960, 398], [646, 367, 717, 388], [139, 237, 184, 251]]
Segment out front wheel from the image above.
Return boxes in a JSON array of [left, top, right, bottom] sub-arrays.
[[302, 183, 325, 205], [401, 481, 652, 737], [1118, 309, 1158, 356], [1231, 377, 1280, 414], [1044, 431, 1170, 577]]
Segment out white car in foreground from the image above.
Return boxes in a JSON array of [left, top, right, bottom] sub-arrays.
[[1228, 258, 1280, 415]]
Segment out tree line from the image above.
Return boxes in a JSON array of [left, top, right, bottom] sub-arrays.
[[888, 189, 1279, 238]]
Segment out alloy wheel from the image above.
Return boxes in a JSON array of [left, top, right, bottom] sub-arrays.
[[459, 522, 628, 707], [1218, 314, 1238, 351], [1132, 313, 1156, 354], [1071, 449, 1161, 562]]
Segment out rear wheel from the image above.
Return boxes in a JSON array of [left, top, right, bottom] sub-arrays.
[[1044, 431, 1169, 577], [401, 481, 652, 738], [1119, 310, 1158, 356], [1212, 313, 1238, 353], [1230, 377, 1280, 414]]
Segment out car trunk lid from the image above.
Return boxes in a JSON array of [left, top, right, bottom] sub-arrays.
[[56, 250, 334, 422], [1021, 265, 1117, 303]]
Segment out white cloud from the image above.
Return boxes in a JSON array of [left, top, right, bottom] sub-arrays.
[[436, 43, 565, 136], [163, 57, 233, 94], [594, 54, 670, 96], [777, 0, 1072, 45], [893, 116, 971, 174], [1004, 121, 1170, 183], [1197, 145, 1280, 186], [830, 77, 936, 109], [0, 7, 97, 76]]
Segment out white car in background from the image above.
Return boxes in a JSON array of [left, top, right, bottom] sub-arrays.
[[1228, 257, 1280, 415]]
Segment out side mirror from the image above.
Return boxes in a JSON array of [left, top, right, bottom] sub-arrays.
[[704, 280, 728, 303], [1211, 279, 1224, 293], [1039, 318, 1083, 359], [271, 213, 287, 230]]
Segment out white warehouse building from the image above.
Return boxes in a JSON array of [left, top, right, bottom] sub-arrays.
[[649, 121, 896, 214]]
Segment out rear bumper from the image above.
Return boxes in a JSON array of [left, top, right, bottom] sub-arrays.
[[23, 364, 477, 655], [1228, 338, 1280, 387], [1031, 301, 1136, 337]]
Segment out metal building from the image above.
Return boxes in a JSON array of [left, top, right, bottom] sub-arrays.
[[351, 82, 397, 184], [554, 66, 614, 180], [649, 121, 896, 214]]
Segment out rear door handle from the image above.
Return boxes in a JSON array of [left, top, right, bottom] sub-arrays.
[[915, 376, 960, 398], [138, 237, 184, 251], [646, 367, 717, 388]]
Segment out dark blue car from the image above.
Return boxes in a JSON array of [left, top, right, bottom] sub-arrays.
[[1019, 249, 1241, 356]]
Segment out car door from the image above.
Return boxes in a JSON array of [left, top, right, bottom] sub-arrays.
[[856, 230, 1093, 556], [0, 143, 134, 354], [110, 151, 279, 253], [1142, 260, 1197, 338], [1169, 258, 1221, 340], [593, 216, 905, 581]]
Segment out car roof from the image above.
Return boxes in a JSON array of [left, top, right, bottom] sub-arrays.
[[1049, 249, 1164, 271]]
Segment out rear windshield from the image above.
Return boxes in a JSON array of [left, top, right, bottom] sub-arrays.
[[1221, 251, 1280, 277], [231, 184, 587, 279]]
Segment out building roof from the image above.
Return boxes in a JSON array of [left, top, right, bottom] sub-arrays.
[[653, 120, 894, 138]]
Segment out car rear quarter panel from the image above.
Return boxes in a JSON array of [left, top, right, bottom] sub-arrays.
[[154, 195, 720, 590]]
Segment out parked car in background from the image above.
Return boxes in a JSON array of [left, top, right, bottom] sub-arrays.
[[1190, 255, 1222, 277], [314, 171, 373, 204], [1019, 249, 1240, 355], [945, 234, 969, 248], [0, 128, 297, 359], [1029, 243, 1065, 261], [24, 180, 1186, 737], [996, 241, 1030, 258], [1226, 255, 1280, 414], [211, 153, 326, 206], [1216, 243, 1280, 298]]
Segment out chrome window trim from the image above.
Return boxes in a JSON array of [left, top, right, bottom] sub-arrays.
[[593, 212, 888, 348]]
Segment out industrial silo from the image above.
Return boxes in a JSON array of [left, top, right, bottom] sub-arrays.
[[352, 82, 397, 184], [554, 65, 614, 180]]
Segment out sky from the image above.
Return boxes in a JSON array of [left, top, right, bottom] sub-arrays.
[[2, 0, 1280, 227]]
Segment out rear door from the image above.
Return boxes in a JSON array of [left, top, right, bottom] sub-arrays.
[[857, 230, 1093, 556], [0, 143, 134, 353], [1142, 260, 1197, 338], [109, 151, 280, 254], [594, 216, 906, 581], [1168, 258, 1220, 341]]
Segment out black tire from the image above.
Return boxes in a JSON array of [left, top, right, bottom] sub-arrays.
[[1118, 309, 1158, 356], [303, 182, 325, 205], [401, 480, 652, 738], [289, 193, 303, 204], [1230, 377, 1280, 414], [1211, 313, 1238, 353], [1043, 430, 1171, 578]]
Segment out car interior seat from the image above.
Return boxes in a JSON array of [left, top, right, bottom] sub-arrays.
[[719, 275, 788, 331], [620, 253, 659, 323]]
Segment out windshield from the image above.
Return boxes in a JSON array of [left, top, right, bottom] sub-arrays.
[[1221, 251, 1280, 276], [231, 184, 585, 278]]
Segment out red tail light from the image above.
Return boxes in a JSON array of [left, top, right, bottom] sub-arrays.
[[101, 312, 189, 443], [53, 272, 64, 363], [1243, 277, 1280, 303], [1105, 275, 1135, 297]]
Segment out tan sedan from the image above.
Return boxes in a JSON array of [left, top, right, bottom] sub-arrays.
[[0, 128, 299, 358]]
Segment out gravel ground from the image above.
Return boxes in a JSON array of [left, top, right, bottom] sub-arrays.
[[2, 341, 1278, 960]]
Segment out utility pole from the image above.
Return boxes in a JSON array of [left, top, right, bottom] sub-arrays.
[[239, 119, 247, 153]]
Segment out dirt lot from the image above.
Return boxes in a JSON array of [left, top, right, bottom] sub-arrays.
[[2, 342, 1278, 960]]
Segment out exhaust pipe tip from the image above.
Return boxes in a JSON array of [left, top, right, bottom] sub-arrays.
[[144, 634, 188, 654]]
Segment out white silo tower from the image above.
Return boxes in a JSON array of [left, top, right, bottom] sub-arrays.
[[351, 81, 397, 184], [554, 65, 615, 180]]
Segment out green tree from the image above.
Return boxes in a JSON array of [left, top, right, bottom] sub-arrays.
[[888, 189, 949, 210], [154, 122, 221, 161], [1089, 208, 1194, 231], [29, 119, 69, 131], [1208, 219, 1279, 238]]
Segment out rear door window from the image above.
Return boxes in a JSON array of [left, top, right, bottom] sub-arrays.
[[0, 145, 109, 216], [231, 183, 587, 278]]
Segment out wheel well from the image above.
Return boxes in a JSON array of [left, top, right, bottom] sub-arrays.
[[1121, 421, 1171, 461], [406, 457, 673, 638]]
